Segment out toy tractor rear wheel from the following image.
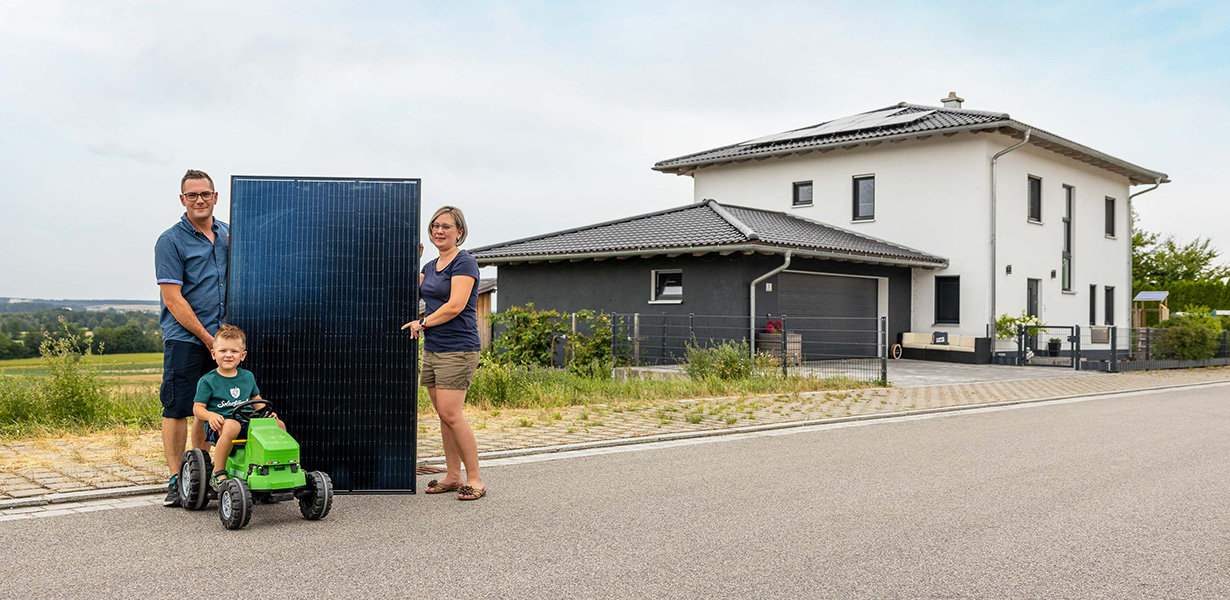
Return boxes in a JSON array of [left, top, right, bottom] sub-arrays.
[[218, 478, 253, 530], [299, 471, 333, 520], [178, 449, 211, 511]]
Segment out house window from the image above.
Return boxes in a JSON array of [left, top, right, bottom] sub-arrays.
[[1104, 286, 1114, 325], [935, 276, 960, 324], [853, 175, 874, 221], [793, 181, 813, 207], [1028, 176, 1042, 222], [1062, 185, 1073, 291], [1105, 197, 1116, 237], [1089, 284, 1097, 325], [651, 270, 683, 302]]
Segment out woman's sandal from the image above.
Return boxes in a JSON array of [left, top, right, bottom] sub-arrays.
[[456, 485, 487, 501], [425, 479, 463, 494]]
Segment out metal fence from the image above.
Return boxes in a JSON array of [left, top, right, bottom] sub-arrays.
[[1002, 323, 1230, 372], [1079, 325, 1230, 372], [611, 313, 887, 383]]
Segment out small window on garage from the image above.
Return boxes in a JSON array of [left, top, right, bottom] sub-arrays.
[[935, 276, 960, 324], [651, 270, 683, 303], [792, 181, 812, 207]]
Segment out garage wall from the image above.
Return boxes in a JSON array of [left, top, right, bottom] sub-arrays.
[[493, 253, 913, 344]]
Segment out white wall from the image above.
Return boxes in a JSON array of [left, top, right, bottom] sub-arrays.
[[688, 131, 1134, 338], [692, 134, 993, 337], [989, 138, 1131, 333]]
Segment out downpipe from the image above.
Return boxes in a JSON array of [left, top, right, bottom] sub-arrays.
[[989, 129, 1032, 336], [1127, 178, 1163, 313], [750, 251, 792, 358]]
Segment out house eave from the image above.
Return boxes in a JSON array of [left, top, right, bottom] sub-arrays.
[[654, 121, 1170, 186], [474, 244, 948, 270]]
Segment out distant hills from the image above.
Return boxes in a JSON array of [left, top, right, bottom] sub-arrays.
[[1, 297, 160, 314]]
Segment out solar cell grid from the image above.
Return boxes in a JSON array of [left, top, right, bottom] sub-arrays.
[[229, 176, 420, 492]]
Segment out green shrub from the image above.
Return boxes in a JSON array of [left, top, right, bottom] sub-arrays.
[[684, 339, 757, 380], [468, 355, 529, 404], [1152, 306, 1223, 360], [488, 303, 568, 367], [566, 310, 613, 377]]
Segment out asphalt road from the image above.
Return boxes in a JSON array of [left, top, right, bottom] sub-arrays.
[[3, 385, 1228, 599]]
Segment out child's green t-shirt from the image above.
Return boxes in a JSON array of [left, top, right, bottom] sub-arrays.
[[193, 368, 261, 419]]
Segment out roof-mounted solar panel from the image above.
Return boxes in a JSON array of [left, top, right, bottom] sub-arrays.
[[738, 108, 935, 147]]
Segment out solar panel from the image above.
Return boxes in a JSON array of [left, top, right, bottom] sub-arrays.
[[738, 108, 935, 147], [228, 176, 421, 493], [1133, 291, 1169, 301]]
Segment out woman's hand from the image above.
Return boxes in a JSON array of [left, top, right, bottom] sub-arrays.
[[401, 319, 424, 338]]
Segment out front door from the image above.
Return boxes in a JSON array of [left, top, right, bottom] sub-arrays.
[[1026, 278, 1041, 351]]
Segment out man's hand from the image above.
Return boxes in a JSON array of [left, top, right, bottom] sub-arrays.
[[202, 333, 215, 350], [208, 413, 224, 432]]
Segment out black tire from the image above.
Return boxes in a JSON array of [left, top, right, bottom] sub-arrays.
[[299, 471, 333, 520], [178, 449, 210, 511], [218, 478, 253, 530]]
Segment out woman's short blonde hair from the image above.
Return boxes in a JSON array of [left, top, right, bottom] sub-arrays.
[[430, 206, 469, 246]]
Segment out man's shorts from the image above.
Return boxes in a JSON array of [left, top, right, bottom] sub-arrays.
[[161, 340, 214, 419], [205, 420, 248, 446], [420, 351, 480, 390]]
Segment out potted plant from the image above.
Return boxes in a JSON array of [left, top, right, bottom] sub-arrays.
[[1047, 337, 1062, 357]]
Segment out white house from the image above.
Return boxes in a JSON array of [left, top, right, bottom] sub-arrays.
[[652, 93, 1169, 342]]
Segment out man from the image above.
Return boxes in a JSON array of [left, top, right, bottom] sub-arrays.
[[154, 169, 229, 507]]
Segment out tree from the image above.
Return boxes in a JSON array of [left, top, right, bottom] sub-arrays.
[[1133, 209, 1230, 290]]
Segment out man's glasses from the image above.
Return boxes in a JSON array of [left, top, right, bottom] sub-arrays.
[[430, 223, 455, 231], [182, 192, 216, 201]]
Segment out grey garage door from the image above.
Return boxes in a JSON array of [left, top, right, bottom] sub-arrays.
[[778, 273, 878, 358]]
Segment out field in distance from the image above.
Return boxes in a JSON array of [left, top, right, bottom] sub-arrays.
[[0, 352, 162, 383]]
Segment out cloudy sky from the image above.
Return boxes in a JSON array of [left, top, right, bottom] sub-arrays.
[[1, 0, 1227, 300]]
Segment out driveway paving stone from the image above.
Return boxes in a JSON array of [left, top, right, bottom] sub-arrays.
[[2, 366, 1228, 506]]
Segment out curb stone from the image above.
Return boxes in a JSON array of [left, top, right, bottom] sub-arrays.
[[4, 378, 1229, 509]]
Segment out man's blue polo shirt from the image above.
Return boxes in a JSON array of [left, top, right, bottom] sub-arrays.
[[155, 214, 229, 345]]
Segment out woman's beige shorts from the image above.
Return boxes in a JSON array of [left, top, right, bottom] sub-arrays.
[[420, 351, 480, 390]]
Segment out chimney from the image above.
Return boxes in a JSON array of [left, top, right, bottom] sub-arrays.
[[941, 91, 964, 109]]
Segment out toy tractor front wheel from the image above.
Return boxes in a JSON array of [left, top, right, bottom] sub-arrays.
[[299, 471, 333, 521], [178, 449, 211, 511], [218, 478, 253, 530]]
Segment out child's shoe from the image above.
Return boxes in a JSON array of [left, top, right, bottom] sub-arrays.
[[209, 471, 228, 492]]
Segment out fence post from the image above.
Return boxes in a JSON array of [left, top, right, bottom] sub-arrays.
[[780, 315, 789, 378], [1110, 326, 1118, 373], [633, 313, 641, 367], [1145, 327, 1151, 361], [1017, 324, 1025, 366], [880, 316, 888, 383], [1222, 331, 1229, 359], [660, 312, 667, 365], [1073, 324, 1081, 370], [571, 312, 577, 335], [689, 313, 695, 343], [611, 314, 619, 370]]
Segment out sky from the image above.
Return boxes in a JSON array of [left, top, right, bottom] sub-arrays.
[[1, 0, 1227, 300]]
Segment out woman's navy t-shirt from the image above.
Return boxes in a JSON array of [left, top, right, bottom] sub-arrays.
[[421, 250, 481, 353]]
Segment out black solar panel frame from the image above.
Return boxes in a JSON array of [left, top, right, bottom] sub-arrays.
[[228, 175, 421, 494]]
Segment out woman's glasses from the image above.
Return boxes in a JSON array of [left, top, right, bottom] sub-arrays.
[[429, 223, 456, 231]]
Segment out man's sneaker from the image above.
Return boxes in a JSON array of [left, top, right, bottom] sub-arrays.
[[209, 471, 228, 493], [163, 475, 181, 507]]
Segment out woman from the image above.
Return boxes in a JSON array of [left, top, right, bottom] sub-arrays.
[[403, 206, 486, 500]]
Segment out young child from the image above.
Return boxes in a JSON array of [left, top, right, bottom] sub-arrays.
[[192, 325, 285, 491]]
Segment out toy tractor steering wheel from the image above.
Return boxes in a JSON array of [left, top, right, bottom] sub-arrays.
[[230, 399, 275, 425]]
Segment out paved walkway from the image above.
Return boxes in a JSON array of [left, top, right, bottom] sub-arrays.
[[3, 367, 1229, 509]]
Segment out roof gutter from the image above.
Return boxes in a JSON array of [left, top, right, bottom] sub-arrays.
[[474, 244, 947, 270], [1127, 178, 1164, 301], [750, 251, 792, 359], [990, 129, 1031, 336]]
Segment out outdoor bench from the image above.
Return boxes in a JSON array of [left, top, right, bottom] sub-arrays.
[[900, 332, 991, 364]]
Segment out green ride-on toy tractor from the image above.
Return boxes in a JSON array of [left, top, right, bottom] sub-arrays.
[[178, 399, 333, 529]]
